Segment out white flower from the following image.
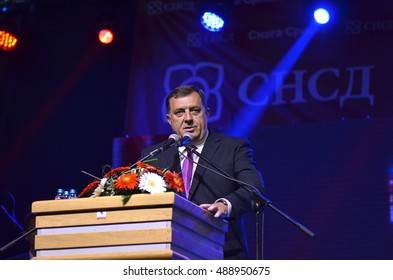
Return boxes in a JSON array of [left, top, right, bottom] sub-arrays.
[[92, 178, 107, 197], [138, 172, 167, 194]]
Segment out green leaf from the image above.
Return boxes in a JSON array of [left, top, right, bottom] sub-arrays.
[[143, 158, 157, 164], [121, 194, 132, 205]]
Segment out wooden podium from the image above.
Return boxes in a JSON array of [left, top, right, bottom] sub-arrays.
[[31, 193, 227, 260]]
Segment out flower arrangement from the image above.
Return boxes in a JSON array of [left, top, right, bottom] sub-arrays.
[[79, 162, 184, 203]]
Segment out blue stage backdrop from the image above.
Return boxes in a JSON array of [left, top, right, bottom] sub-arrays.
[[124, 0, 393, 138]]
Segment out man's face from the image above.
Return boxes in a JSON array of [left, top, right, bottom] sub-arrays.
[[166, 91, 210, 144]]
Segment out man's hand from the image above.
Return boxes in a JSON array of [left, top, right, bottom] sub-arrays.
[[199, 201, 228, 218]]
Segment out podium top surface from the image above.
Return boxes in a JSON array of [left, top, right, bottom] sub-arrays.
[[32, 192, 184, 213]]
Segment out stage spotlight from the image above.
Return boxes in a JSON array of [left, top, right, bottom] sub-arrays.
[[98, 28, 114, 44], [0, 20, 19, 51], [200, 0, 231, 32], [313, 8, 330, 24], [201, 11, 225, 32], [0, 30, 18, 50], [96, 13, 118, 45]]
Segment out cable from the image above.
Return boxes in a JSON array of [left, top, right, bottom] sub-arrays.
[[0, 191, 24, 231]]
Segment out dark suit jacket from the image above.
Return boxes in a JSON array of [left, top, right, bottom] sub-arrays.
[[141, 130, 265, 259]]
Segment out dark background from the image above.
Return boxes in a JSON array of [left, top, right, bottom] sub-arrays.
[[1, 0, 392, 260]]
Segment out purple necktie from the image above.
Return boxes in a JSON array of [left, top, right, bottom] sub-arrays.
[[182, 151, 193, 198]]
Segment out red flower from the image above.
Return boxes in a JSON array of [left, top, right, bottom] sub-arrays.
[[137, 161, 162, 175], [165, 171, 184, 193], [78, 179, 99, 197], [104, 166, 130, 178], [114, 173, 139, 191]]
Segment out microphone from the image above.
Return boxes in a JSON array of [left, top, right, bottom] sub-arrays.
[[178, 132, 194, 147], [129, 134, 180, 169], [160, 133, 180, 151]]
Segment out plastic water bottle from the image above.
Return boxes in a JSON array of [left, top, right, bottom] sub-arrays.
[[63, 190, 69, 199], [69, 189, 78, 199], [54, 188, 64, 200]]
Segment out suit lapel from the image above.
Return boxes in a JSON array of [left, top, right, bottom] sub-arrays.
[[155, 145, 181, 174]]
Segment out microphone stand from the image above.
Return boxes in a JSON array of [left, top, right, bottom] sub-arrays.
[[130, 138, 178, 169], [130, 149, 160, 169], [0, 227, 37, 254], [186, 145, 315, 260]]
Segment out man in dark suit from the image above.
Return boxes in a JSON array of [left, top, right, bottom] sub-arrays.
[[141, 85, 265, 259]]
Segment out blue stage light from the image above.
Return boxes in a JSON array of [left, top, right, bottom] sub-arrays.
[[313, 8, 330, 24], [201, 11, 225, 32], [200, 0, 231, 32]]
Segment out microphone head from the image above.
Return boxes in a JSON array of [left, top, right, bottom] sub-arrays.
[[161, 133, 180, 150], [168, 133, 180, 142], [178, 132, 194, 147], [182, 132, 194, 141]]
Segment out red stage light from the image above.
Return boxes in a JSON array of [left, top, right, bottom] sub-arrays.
[[0, 30, 18, 50], [98, 29, 114, 44]]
